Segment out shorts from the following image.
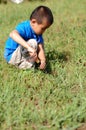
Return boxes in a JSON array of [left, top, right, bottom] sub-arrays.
[[9, 39, 37, 69]]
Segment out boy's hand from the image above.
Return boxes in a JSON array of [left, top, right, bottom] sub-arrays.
[[39, 60, 46, 70], [27, 46, 36, 54], [27, 46, 37, 62], [28, 51, 37, 62]]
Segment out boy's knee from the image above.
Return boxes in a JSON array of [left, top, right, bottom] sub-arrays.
[[27, 39, 37, 50]]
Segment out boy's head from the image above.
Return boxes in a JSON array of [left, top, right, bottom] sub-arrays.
[[30, 5, 54, 35]]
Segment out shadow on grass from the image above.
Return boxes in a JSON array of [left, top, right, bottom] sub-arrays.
[[45, 50, 71, 73]]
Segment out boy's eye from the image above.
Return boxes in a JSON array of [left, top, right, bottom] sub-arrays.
[[41, 28, 44, 31], [41, 28, 44, 30], [41, 27, 46, 30]]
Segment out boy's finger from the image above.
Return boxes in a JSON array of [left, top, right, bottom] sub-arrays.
[[39, 63, 46, 70]]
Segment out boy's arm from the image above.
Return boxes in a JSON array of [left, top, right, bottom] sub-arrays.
[[38, 44, 46, 70], [10, 30, 36, 54]]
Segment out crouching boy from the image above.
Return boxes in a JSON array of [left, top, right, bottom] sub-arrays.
[[4, 5, 54, 70]]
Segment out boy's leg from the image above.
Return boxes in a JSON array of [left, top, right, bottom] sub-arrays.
[[9, 39, 37, 69]]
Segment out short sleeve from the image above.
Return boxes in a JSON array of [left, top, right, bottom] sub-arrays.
[[15, 21, 30, 41], [15, 22, 26, 37]]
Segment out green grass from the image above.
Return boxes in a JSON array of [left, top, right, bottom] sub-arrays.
[[0, 0, 86, 130]]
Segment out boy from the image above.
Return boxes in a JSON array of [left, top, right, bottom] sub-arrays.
[[4, 5, 54, 70]]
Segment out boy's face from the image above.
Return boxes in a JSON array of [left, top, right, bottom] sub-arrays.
[[30, 18, 50, 35]]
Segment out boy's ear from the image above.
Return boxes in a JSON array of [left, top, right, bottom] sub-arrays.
[[31, 19, 37, 24]]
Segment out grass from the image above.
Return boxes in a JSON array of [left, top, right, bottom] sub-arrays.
[[0, 0, 86, 130]]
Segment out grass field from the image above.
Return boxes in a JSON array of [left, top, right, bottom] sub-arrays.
[[0, 0, 86, 130]]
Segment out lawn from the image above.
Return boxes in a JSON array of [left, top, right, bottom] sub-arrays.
[[0, 0, 86, 130]]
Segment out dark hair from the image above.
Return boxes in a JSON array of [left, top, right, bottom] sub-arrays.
[[30, 5, 54, 25]]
